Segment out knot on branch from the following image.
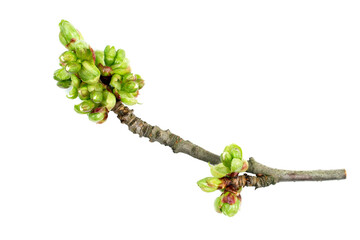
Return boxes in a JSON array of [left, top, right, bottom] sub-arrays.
[[222, 173, 276, 190]]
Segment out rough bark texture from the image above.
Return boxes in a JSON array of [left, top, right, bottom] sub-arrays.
[[112, 101, 346, 184]]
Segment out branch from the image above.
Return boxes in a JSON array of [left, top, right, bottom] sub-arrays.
[[112, 101, 346, 184]]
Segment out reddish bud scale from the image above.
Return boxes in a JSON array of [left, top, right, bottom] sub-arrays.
[[90, 47, 96, 63], [221, 192, 237, 205]]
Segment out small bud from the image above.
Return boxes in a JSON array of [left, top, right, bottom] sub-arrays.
[[197, 177, 223, 193], [78, 83, 90, 100], [220, 151, 232, 169], [230, 158, 244, 173], [113, 49, 126, 65], [53, 68, 71, 81], [118, 91, 138, 106], [88, 106, 108, 124], [66, 86, 78, 99], [224, 144, 242, 160], [122, 81, 139, 93], [87, 82, 103, 92], [78, 60, 100, 84], [110, 74, 122, 90], [70, 75, 81, 88], [135, 78, 145, 90], [95, 50, 105, 66], [102, 90, 116, 111], [90, 91, 103, 104], [111, 58, 129, 70], [209, 163, 230, 178], [97, 64, 112, 77], [57, 80, 71, 89], [78, 100, 96, 113], [220, 192, 240, 217], [59, 51, 77, 63], [59, 20, 82, 49], [214, 196, 223, 213], [65, 62, 81, 74], [104, 45, 116, 66], [74, 40, 93, 61]]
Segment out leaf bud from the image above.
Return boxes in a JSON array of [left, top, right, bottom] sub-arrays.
[[230, 158, 244, 173], [224, 144, 242, 160], [219, 192, 240, 217], [59, 20, 83, 49], [113, 49, 126, 65]]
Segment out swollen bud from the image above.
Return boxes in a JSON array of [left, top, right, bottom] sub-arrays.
[[78, 61, 100, 84], [95, 50, 105, 66], [74, 40, 93, 61], [118, 91, 138, 106], [102, 91, 116, 111], [59, 51, 77, 63], [122, 81, 139, 93], [66, 86, 78, 99], [57, 80, 71, 89], [224, 144, 243, 160], [110, 74, 122, 90], [78, 83, 90, 100], [53, 68, 71, 81], [230, 158, 244, 173], [197, 177, 223, 193], [59, 20, 82, 49], [219, 192, 240, 217], [70, 75, 81, 88], [65, 62, 81, 74], [88, 106, 108, 124], [90, 91, 103, 104], [104, 45, 116, 66], [78, 100, 96, 113]]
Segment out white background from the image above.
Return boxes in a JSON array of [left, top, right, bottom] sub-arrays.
[[0, 0, 359, 239]]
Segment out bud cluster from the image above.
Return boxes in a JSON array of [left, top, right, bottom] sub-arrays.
[[54, 20, 145, 123], [197, 143, 248, 217]]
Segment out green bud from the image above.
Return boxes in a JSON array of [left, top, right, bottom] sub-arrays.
[[53, 68, 71, 81], [214, 196, 223, 213], [74, 104, 86, 114], [78, 100, 95, 113], [221, 201, 240, 217], [104, 45, 116, 66], [135, 78, 145, 90], [78, 83, 90, 100], [56, 80, 71, 89], [122, 72, 135, 82], [59, 20, 82, 49], [231, 158, 244, 173], [224, 144, 242, 160], [95, 50, 105, 66], [122, 81, 139, 93], [102, 90, 116, 111], [87, 82, 103, 92], [78, 61, 100, 84], [113, 49, 126, 64], [111, 58, 129, 70], [220, 151, 232, 169], [66, 86, 78, 99], [112, 66, 131, 76], [240, 160, 249, 172], [90, 91, 103, 104], [88, 107, 108, 124], [59, 51, 77, 63], [110, 74, 122, 90], [65, 62, 81, 74], [209, 163, 230, 178], [74, 40, 93, 61], [70, 74, 81, 88], [219, 192, 240, 217], [197, 177, 223, 193], [118, 91, 138, 106]]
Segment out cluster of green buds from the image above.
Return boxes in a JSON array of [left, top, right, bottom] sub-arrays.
[[54, 20, 144, 123], [197, 144, 248, 217]]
